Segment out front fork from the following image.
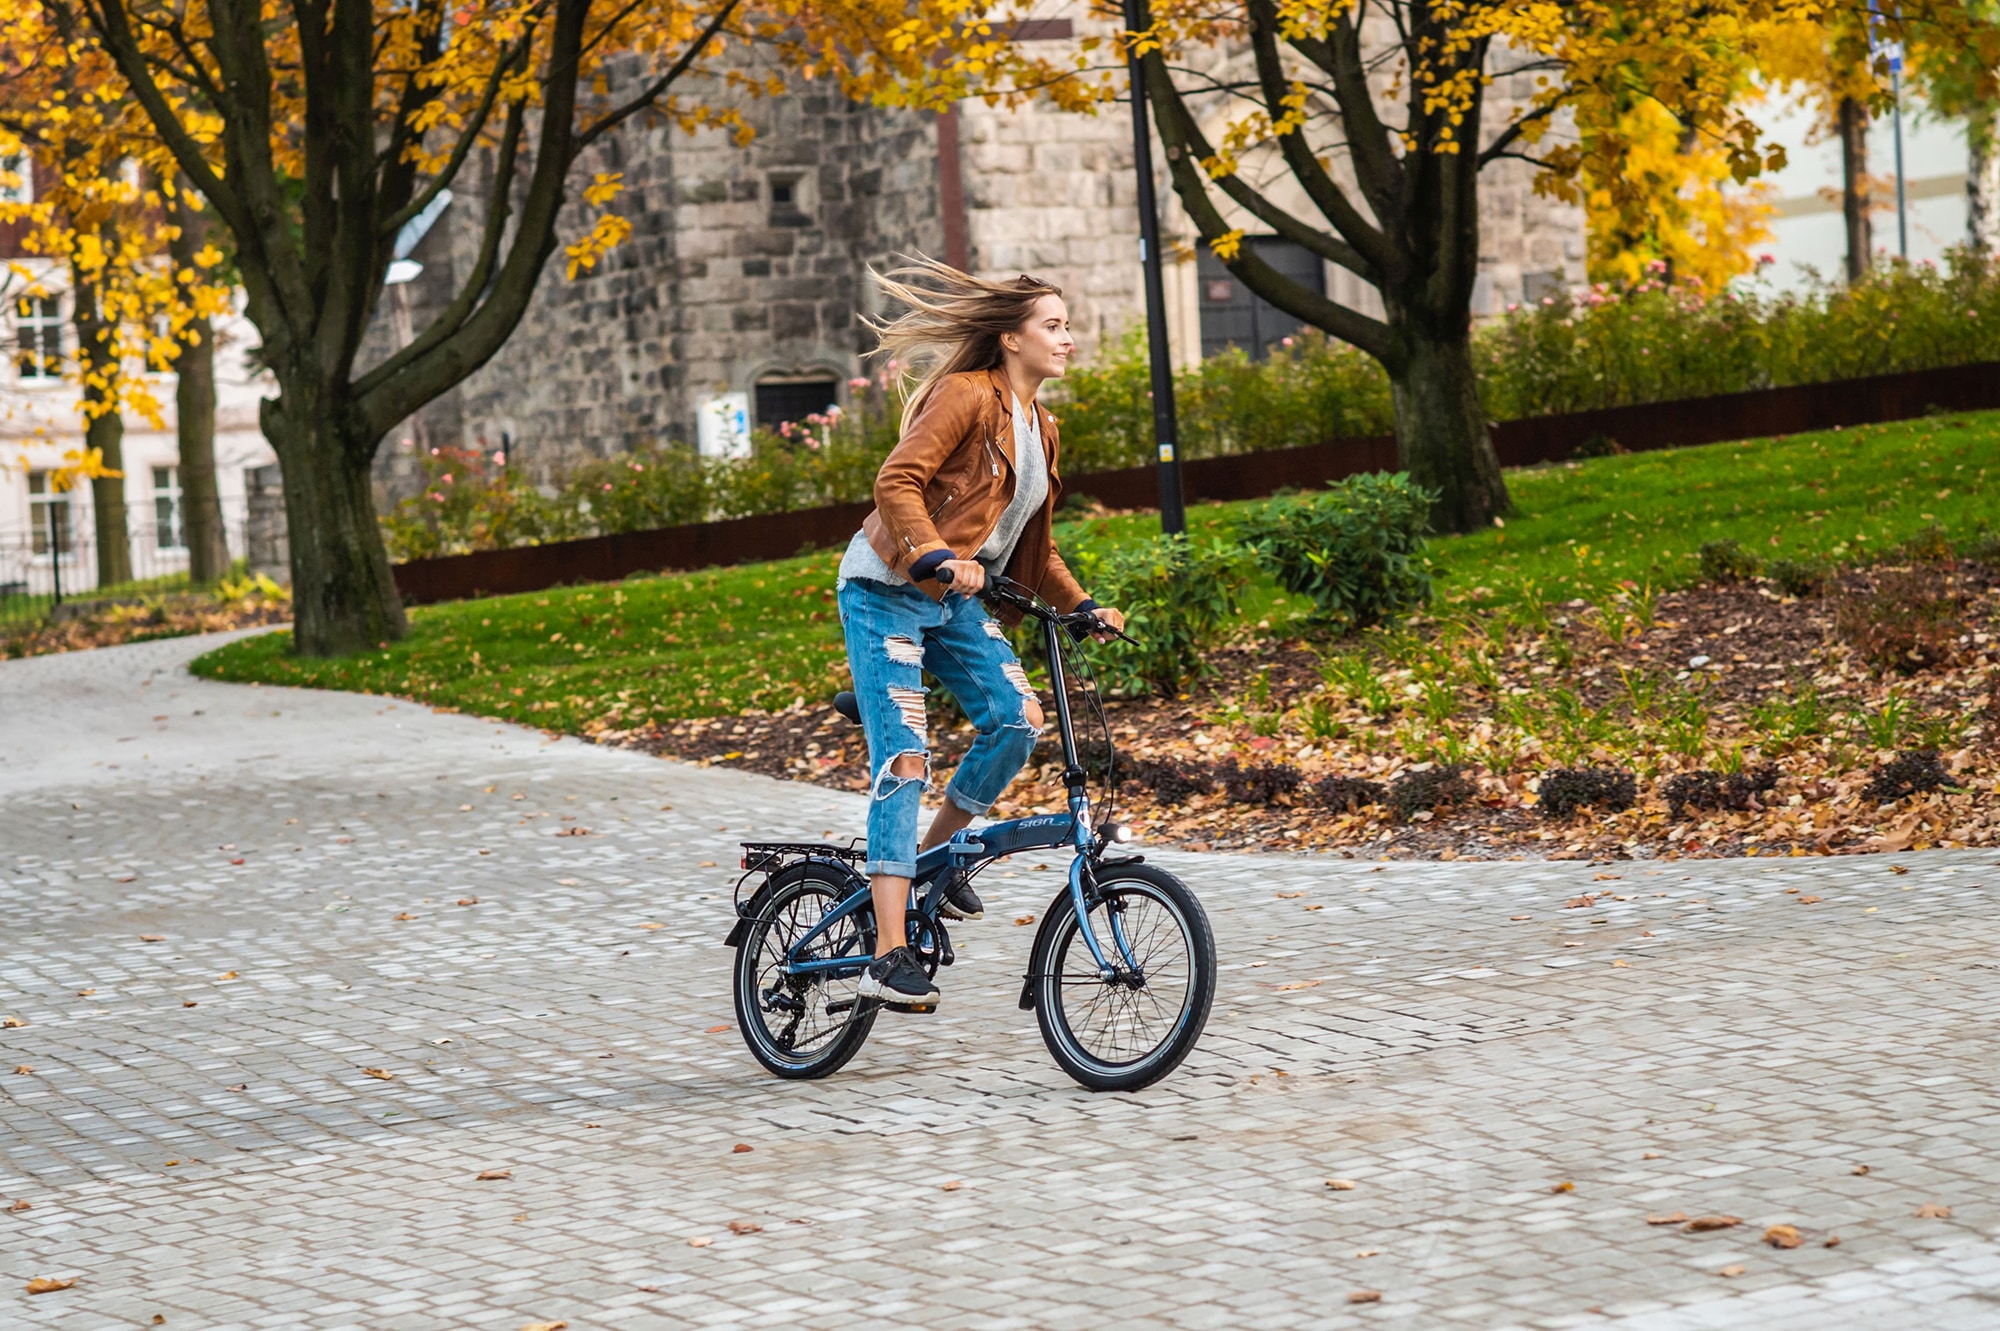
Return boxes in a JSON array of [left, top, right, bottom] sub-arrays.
[[1061, 793, 1142, 983]]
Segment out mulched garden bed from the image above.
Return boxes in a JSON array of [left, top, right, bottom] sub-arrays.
[[599, 562, 2000, 860], [1, 591, 292, 659]]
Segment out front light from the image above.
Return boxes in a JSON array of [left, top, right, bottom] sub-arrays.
[[1109, 823, 1133, 844]]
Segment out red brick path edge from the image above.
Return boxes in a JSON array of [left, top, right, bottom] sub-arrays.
[[391, 358, 2000, 606]]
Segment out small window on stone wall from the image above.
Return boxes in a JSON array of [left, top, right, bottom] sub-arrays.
[[755, 376, 839, 430], [768, 173, 811, 228]]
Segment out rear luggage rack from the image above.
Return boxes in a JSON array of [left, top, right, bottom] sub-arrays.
[[733, 839, 867, 919]]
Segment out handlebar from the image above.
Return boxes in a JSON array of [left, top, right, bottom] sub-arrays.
[[934, 565, 1140, 646]]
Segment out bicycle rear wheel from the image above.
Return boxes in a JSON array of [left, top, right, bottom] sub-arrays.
[[733, 865, 877, 1079], [1032, 863, 1215, 1092]]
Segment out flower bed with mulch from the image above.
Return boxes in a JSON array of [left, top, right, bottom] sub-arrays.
[[602, 560, 1999, 861]]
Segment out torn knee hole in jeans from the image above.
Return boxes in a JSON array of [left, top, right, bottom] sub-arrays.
[[886, 684, 928, 735], [883, 634, 924, 667], [871, 748, 932, 800]]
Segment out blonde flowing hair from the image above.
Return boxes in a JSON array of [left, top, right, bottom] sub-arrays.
[[866, 256, 1063, 419]]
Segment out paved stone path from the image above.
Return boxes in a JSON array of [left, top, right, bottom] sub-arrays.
[[2, 633, 1997, 1330]]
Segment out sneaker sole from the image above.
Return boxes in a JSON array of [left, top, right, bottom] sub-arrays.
[[857, 973, 941, 1006], [938, 903, 983, 921]]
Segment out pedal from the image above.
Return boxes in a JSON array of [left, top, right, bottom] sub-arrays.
[[883, 1001, 938, 1014]]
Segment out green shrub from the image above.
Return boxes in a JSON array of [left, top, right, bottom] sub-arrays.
[[1067, 533, 1252, 697], [380, 443, 572, 560], [1697, 538, 1760, 584], [1236, 473, 1435, 631], [1766, 557, 1831, 598]]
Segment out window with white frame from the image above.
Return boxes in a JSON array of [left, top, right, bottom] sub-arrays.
[[153, 465, 184, 549], [0, 153, 30, 206], [26, 471, 71, 556], [15, 295, 62, 379]]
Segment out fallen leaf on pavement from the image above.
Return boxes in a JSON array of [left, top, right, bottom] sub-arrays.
[[1718, 1264, 1745, 1278], [1685, 1216, 1742, 1232], [11, 1064, 31, 1075], [1890, 865, 1909, 875], [1276, 980, 1323, 991], [457, 897, 479, 906], [1645, 1212, 1689, 1226], [7, 1199, 30, 1211], [1852, 1165, 1871, 1176], [518, 1322, 567, 1331], [1593, 873, 1621, 881], [476, 1169, 512, 1181], [226, 1083, 246, 1092], [1353, 1248, 1379, 1258], [362, 1068, 394, 1080], [687, 1236, 712, 1247], [727, 1220, 761, 1234], [1566, 895, 1597, 909], [394, 912, 418, 921], [114, 875, 134, 884], [0, 1017, 22, 1028], [139, 935, 163, 943], [706, 1024, 730, 1033], [638, 923, 666, 930], [1325, 1179, 1357, 1191], [1764, 1224, 1802, 1248], [1643, 1152, 1663, 1160], [1275, 891, 1307, 899], [25, 1277, 74, 1294], [217, 971, 237, 981], [1347, 1290, 1381, 1304], [1014, 915, 1035, 926], [1799, 895, 1821, 905], [1824, 1235, 1841, 1248], [182, 1000, 198, 1008], [732, 1143, 753, 1154], [941, 1180, 964, 1191], [1915, 1203, 1953, 1218], [1304, 903, 1324, 911], [555, 828, 592, 837], [1510, 915, 1532, 920], [1551, 1181, 1574, 1194]]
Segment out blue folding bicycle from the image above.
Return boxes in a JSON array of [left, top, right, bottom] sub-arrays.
[[724, 574, 1216, 1092]]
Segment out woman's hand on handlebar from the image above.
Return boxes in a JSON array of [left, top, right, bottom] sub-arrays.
[[1085, 605, 1126, 642], [934, 559, 987, 593]]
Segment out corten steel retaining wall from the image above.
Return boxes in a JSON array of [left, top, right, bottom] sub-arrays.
[[391, 358, 2000, 606]]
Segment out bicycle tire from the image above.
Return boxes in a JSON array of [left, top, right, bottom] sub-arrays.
[[1032, 863, 1215, 1092], [733, 864, 878, 1079]]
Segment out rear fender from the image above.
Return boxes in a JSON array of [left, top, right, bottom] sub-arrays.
[[724, 858, 867, 949]]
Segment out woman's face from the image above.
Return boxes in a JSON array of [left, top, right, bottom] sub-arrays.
[[1004, 294, 1074, 381]]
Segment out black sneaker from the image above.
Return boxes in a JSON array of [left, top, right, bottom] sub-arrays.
[[858, 946, 941, 1007], [938, 875, 984, 921]]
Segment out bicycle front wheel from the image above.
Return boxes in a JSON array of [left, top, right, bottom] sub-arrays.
[[1032, 863, 1215, 1092], [733, 866, 877, 1079]]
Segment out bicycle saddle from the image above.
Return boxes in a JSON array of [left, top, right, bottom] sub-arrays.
[[831, 691, 862, 726]]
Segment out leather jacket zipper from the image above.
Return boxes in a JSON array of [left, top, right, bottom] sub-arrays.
[[929, 488, 958, 520]]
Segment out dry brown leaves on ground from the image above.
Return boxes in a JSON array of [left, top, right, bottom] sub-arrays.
[[1, 592, 288, 659], [603, 573, 1998, 861]]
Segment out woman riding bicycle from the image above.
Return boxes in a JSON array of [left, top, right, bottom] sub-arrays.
[[836, 259, 1125, 1010]]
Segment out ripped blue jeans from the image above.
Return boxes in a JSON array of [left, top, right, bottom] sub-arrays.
[[837, 576, 1041, 877]]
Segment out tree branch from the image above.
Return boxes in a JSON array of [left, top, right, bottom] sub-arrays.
[[575, 0, 742, 150]]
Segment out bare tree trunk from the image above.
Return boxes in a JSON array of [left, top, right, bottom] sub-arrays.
[[1389, 330, 1509, 532], [1839, 96, 1873, 281], [169, 193, 230, 582], [71, 253, 131, 588], [1969, 102, 2000, 254], [261, 389, 407, 656]]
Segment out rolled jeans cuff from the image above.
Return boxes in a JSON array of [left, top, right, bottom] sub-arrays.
[[863, 857, 918, 878]]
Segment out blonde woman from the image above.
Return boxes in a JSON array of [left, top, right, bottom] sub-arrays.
[[837, 260, 1126, 1008]]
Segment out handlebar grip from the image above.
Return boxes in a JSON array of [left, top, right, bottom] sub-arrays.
[[934, 563, 954, 586]]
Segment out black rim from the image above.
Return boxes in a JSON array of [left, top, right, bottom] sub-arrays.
[[1050, 884, 1195, 1071], [744, 884, 869, 1065]]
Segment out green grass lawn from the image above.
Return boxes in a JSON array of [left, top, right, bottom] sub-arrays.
[[192, 410, 2000, 729]]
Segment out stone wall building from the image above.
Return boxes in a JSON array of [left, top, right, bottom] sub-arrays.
[[374, 14, 1587, 497]]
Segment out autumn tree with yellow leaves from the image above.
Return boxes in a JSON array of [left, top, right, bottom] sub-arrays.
[[38, 0, 1003, 655], [975, 0, 1994, 531], [0, 0, 236, 585]]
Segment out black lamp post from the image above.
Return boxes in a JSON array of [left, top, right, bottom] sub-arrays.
[[1120, 0, 1187, 535]]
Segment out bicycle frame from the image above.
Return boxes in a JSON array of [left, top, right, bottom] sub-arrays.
[[777, 599, 1138, 986]]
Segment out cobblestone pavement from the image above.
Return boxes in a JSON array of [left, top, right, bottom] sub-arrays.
[[3, 633, 1998, 1330]]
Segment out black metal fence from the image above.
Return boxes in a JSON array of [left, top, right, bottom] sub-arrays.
[[0, 509, 251, 626]]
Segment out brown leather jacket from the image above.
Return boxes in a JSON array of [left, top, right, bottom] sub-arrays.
[[859, 367, 1091, 622]]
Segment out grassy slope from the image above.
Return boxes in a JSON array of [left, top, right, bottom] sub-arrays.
[[192, 411, 2000, 728]]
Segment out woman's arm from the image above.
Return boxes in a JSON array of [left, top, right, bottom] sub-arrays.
[[871, 378, 983, 572]]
